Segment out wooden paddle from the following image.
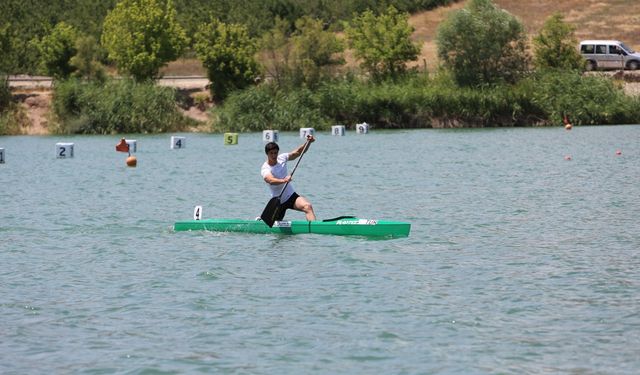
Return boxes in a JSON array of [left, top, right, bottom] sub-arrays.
[[260, 137, 311, 227]]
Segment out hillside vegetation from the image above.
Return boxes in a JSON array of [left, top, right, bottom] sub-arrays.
[[409, 0, 640, 72], [4, 0, 640, 135], [163, 0, 640, 75]]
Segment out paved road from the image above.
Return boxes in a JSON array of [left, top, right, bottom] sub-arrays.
[[8, 75, 210, 90]]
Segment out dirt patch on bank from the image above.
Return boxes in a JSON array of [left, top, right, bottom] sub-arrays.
[[11, 87, 211, 135], [12, 89, 51, 135]]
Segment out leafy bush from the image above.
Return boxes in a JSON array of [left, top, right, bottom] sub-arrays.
[[194, 19, 259, 101], [533, 12, 584, 71], [33, 22, 78, 79], [212, 85, 330, 132], [0, 102, 29, 135], [213, 70, 640, 131], [0, 78, 11, 112], [436, 0, 530, 86], [101, 0, 188, 81], [52, 78, 190, 134], [521, 71, 640, 125], [344, 6, 419, 80]]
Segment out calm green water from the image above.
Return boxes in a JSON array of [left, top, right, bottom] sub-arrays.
[[1, 127, 639, 374]]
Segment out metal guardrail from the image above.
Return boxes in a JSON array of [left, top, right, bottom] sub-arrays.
[[8, 75, 207, 80], [7, 75, 210, 89]]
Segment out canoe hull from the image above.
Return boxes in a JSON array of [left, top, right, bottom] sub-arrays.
[[174, 218, 410, 238]]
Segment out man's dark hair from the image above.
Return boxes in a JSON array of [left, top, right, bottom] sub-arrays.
[[265, 142, 279, 154]]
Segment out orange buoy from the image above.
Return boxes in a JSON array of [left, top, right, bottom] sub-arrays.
[[616, 150, 622, 155], [116, 138, 130, 153], [564, 155, 572, 161], [565, 123, 572, 130], [126, 155, 137, 167]]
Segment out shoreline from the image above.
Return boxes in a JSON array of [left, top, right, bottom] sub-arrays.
[[9, 76, 212, 135], [8, 72, 640, 136]]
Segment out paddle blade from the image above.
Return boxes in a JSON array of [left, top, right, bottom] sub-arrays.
[[260, 197, 282, 227]]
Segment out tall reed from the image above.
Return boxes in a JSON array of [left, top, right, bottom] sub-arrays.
[[52, 78, 190, 134], [213, 71, 640, 130]]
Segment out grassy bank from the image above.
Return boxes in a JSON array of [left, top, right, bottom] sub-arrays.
[[0, 81, 30, 135], [51, 79, 198, 134], [6, 70, 639, 136], [0, 105, 28, 135], [212, 70, 640, 132]]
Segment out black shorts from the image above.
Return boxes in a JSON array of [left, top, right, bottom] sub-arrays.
[[276, 192, 299, 221]]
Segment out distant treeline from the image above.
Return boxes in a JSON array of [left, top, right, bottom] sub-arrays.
[[0, 0, 454, 73], [3, 0, 638, 136]]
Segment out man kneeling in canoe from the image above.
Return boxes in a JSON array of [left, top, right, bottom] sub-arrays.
[[261, 136, 316, 222]]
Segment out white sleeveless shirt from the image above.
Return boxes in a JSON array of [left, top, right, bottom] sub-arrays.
[[261, 153, 295, 201]]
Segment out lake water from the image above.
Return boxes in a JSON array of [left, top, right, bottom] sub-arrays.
[[1, 126, 639, 374]]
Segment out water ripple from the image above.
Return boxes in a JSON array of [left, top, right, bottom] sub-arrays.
[[1, 128, 639, 374]]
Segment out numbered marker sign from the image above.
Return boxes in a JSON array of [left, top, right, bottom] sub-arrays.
[[356, 122, 370, 134], [193, 206, 203, 220], [125, 139, 137, 153], [171, 136, 186, 149], [263, 130, 279, 143], [331, 125, 345, 136], [224, 133, 238, 145], [56, 142, 74, 158], [0, 148, 4, 164], [299, 127, 315, 138]]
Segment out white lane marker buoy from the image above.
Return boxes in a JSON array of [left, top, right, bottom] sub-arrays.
[[299, 127, 315, 138], [263, 130, 279, 143], [171, 136, 186, 149], [331, 125, 345, 136], [56, 142, 74, 158]]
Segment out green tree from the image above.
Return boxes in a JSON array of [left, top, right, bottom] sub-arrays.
[[260, 17, 294, 87], [259, 16, 344, 88], [289, 16, 344, 87], [102, 0, 188, 81], [344, 6, 420, 80], [70, 36, 106, 82], [533, 12, 584, 71], [194, 19, 260, 101], [0, 23, 17, 111], [35, 22, 79, 79], [436, 0, 530, 86], [0, 23, 17, 75]]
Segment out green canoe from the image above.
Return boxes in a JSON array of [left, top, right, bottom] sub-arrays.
[[174, 216, 410, 238]]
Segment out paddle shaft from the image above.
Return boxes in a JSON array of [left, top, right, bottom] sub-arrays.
[[276, 138, 311, 200]]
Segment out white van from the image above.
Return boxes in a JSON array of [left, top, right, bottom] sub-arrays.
[[579, 40, 640, 71]]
